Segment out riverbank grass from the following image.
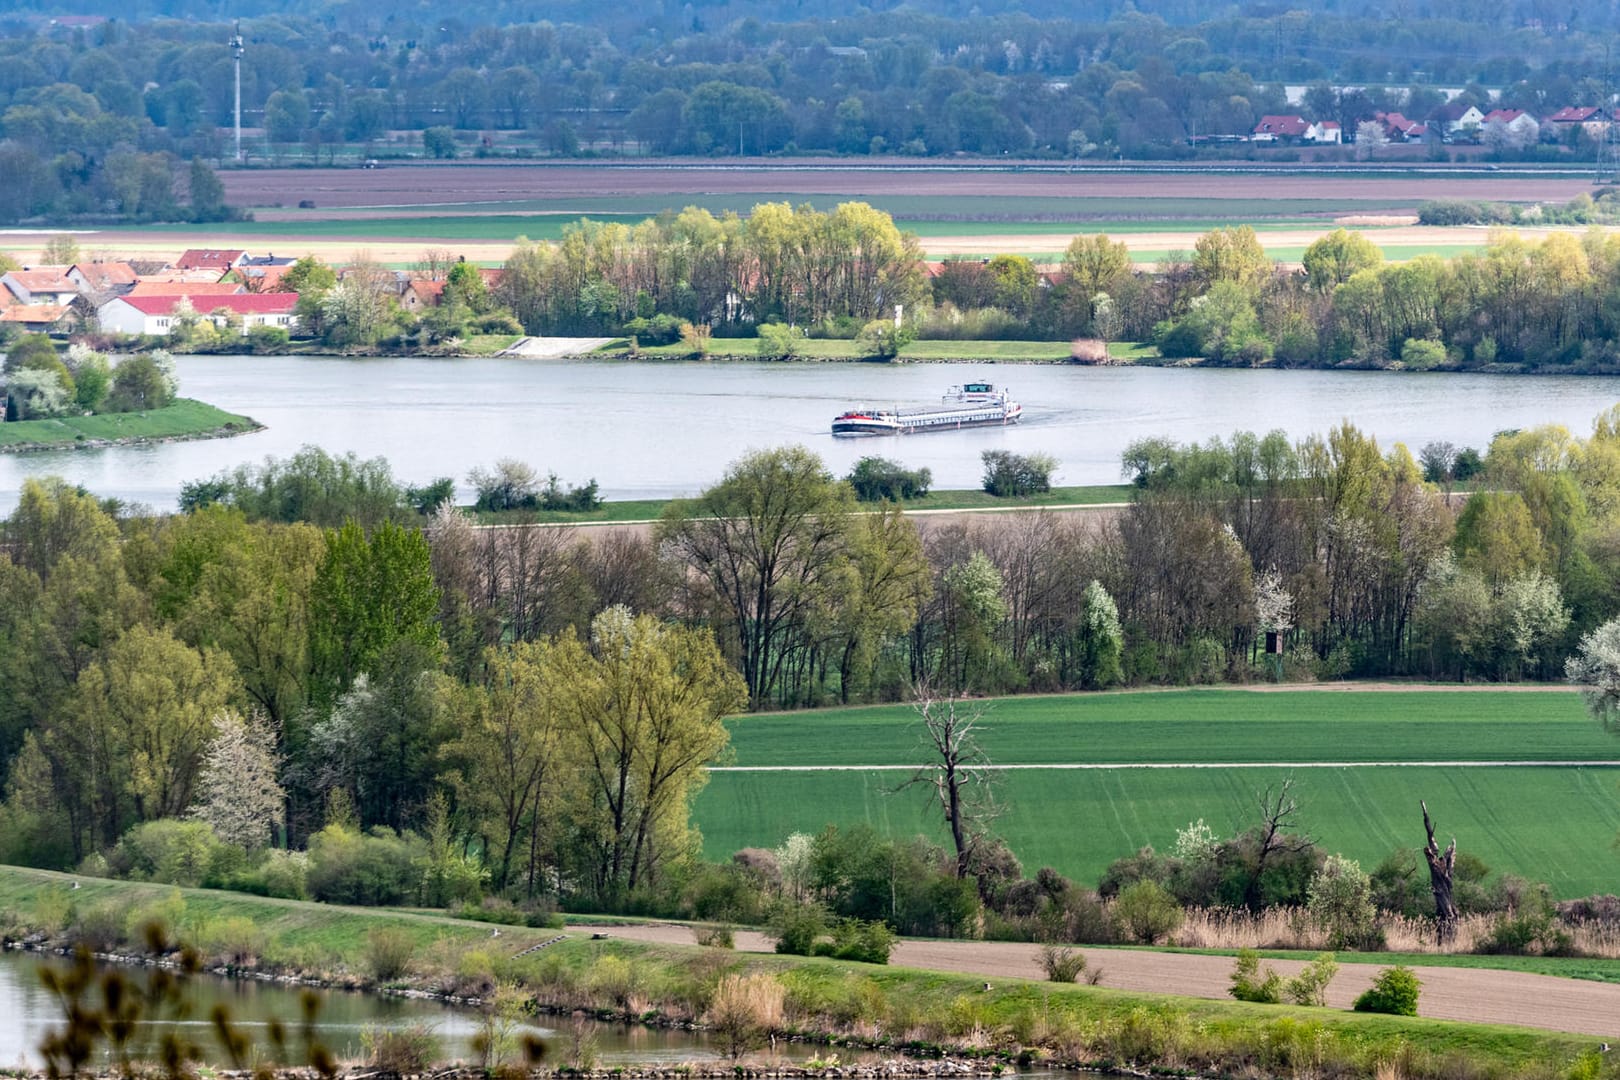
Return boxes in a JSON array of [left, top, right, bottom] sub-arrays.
[[0, 399, 261, 451], [601, 338, 1094, 362], [472, 484, 1133, 525], [0, 865, 1601, 1079]]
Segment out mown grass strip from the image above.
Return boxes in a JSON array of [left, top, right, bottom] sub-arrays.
[[0, 399, 260, 450]]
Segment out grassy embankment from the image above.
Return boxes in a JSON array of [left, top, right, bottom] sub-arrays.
[[0, 865, 1603, 1079], [472, 484, 1135, 526], [0, 399, 261, 451], [697, 689, 1620, 897]]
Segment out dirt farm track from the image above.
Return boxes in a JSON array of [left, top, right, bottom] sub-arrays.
[[596, 923, 1620, 1040], [217, 162, 1601, 210]]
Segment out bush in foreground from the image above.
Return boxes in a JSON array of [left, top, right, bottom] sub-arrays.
[[1353, 965, 1421, 1016], [1227, 948, 1281, 1003], [981, 449, 1056, 496], [1112, 880, 1183, 944]]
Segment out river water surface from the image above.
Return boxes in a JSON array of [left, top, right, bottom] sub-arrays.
[[3, 357, 1619, 513], [0, 950, 811, 1069]]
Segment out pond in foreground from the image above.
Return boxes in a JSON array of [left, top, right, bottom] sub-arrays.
[[0, 950, 840, 1069]]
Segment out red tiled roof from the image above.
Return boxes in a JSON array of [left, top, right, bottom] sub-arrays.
[[4, 269, 75, 292], [114, 293, 297, 315], [173, 249, 247, 270], [1482, 109, 1527, 124], [127, 281, 244, 298], [1253, 115, 1309, 137], [0, 304, 70, 323], [1548, 106, 1602, 123], [70, 262, 138, 287]]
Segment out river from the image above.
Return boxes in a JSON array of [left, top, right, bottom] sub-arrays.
[[0, 950, 818, 1069], [2, 357, 1619, 514]]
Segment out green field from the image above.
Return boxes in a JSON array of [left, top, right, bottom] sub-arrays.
[[0, 399, 260, 450], [694, 690, 1620, 896]]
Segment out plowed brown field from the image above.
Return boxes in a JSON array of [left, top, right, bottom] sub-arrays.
[[218, 162, 1599, 210]]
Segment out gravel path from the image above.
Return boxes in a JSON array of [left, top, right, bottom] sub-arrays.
[[593, 924, 1620, 1040]]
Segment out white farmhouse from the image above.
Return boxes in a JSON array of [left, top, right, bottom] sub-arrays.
[[99, 293, 299, 336]]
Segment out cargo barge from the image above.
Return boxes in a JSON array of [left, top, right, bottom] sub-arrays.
[[832, 383, 1022, 436]]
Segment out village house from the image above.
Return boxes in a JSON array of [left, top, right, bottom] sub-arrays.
[[98, 293, 298, 337], [1428, 102, 1485, 141], [400, 278, 446, 311], [67, 262, 139, 298], [1306, 120, 1341, 144], [1373, 112, 1427, 142], [172, 249, 249, 272], [1482, 108, 1540, 140], [1546, 106, 1612, 138], [2, 267, 79, 306], [0, 304, 72, 333], [1251, 115, 1310, 142]]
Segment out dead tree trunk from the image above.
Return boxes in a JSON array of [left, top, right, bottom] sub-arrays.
[[1422, 800, 1459, 946]]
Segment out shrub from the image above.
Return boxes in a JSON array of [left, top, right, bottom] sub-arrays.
[[1352, 966, 1420, 1015], [307, 824, 424, 905], [694, 924, 736, 949], [198, 915, 267, 967], [707, 973, 784, 1059], [70, 900, 129, 952], [114, 820, 231, 888], [981, 449, 1057, 496], [1227, 949, 1282, 1003], [247, 324, 290, 353], [1400, 337, 1447, 371], [756, 322, 805, 359], [1284, 952, 1339, 1007], [1112, 880, 1183, 944], [855, 319, 913, 359], [363, 1022, 441, 1071], [366, 927, 418, 982], [847, 456, 933, 501], [1307, 854, 1379, 949], [817, 918, 895, 964], [771, 902, 828, 956], [1039, 944, 1086, 983], [474, 312, 523, 335]]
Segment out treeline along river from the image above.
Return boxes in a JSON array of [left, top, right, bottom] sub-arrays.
[[3, 357, 1620, 514]]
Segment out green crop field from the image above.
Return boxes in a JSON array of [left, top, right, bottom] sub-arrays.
[[693, 689, 1620, 897], [696, 764, 1620, 897], [722, 689, 1603, 766]]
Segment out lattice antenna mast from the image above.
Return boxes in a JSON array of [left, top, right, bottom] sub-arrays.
[[231, 20, 245, 162]]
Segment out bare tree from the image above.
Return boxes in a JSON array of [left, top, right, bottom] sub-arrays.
[[1246, 776, 1311, 909], [1422, 800, 1459, 945], [897, 685, 1001, 879]]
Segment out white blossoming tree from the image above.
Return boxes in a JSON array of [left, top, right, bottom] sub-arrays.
[[191, 708, 285, 849], [1567, 617, 1620, 730]]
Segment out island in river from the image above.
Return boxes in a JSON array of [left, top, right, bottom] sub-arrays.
[[0, 398, 262, 454]]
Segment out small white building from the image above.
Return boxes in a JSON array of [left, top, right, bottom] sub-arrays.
[[1305, 120, 1341, 144], [99, 293, 299, 336]]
